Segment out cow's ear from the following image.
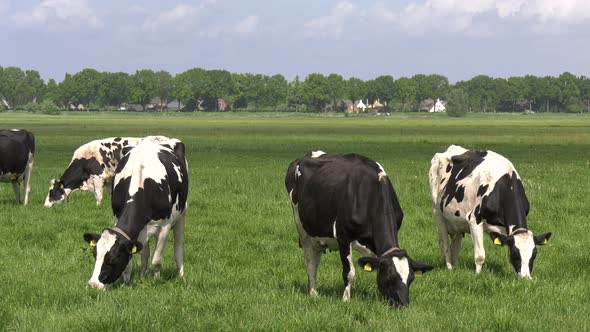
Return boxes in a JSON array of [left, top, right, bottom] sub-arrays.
[[127, 241, 143, 254], [358, 257, 381, 272], [410, 259, 434, 275], [83, 233, 101, 247], [534, 232, 551, 246], [489, 232, 508, 246]]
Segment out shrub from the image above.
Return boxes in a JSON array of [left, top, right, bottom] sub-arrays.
[[22, 100, 62, 115], [446, 88, 468, 117]]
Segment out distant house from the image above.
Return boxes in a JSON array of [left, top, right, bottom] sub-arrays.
[[68, 103, 85, 111], [345, 100, 357, 113], [371, 100, 384, 109], [356, 100, 367, 112], [217, 98, 229, 111], [429, 99, 446, 113]]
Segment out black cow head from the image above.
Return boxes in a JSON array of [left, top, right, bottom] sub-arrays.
[[358, 250, 433, 307], [83, 229, 142, 289], [489, 231, 551, 278], [44, 179, 67, 207]]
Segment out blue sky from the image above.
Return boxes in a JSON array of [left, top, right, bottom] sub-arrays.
[[0, 0, 589, 82]]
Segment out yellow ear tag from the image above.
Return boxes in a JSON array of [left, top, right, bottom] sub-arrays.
[[131, 245, 137, 254], [60, 184, 64, 189], [415, 270, 423, 276], [494, 238, 502, 245], [364, 263, 372, 272], [543, 239, 548, 245], [90, 240, 97, 247]]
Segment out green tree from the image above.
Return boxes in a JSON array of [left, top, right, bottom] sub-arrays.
[[0, 67, 28, 107], [446, 87, 468, 117], [371, 75, 395, 105], [577, 76, 590, 113], [326, 73, 345, 112], [345, 77, 366, 106], [44, 79, 60, 103], [393, 77, 416, 111], [70, 68, 102, 105], [174, 68, 209, 111], [302, 73, 330, 112], [260, 74, 288, 110], [24, 70, 45, 103], [156, 71, 174, 111], [97, 72, 130, 107], [207, 69, 233, 111], [287, 75, 305, 112], [558, 72, 581, 109], [464, 75, 496, 112], [130, 69, 158, 111]]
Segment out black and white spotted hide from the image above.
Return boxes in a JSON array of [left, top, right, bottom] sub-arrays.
[[84, 138, 188, 289], [429, 145, 551, 278], [286, 151, 433, 307]]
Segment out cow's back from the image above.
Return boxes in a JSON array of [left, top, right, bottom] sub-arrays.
[[0, 130, 34, 177], [291, 153, 401, 239], [112, 139, 188, 222], [430, 145, 522, 223]]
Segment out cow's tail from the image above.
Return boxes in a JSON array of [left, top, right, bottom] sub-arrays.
[[380, 176, 403, 231], [428, 153, 443, 207]]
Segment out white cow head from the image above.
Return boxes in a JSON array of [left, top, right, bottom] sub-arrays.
[[489, 230, 551, 278]]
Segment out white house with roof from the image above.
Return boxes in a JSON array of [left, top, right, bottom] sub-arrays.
[[429, 99, 446, 113], [356, 100, 367, 112]]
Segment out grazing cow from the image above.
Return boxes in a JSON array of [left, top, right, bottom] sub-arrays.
[[44, 136, 168, 207], [0, 129, 35, 205], [429, 145, 551, 278], [285, 151, 433, 307], [83, 138, 188, 289]]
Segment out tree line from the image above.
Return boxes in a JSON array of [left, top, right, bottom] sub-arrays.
[[1, 65, 589, 114]]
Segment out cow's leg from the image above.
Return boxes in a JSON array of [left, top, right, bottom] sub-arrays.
[[434, 210, 452, 269], [151, 225, 172, 278], [122, 258, 133, 284], [138, 228, 150, 277], [12, 181, 21, 205], [94, 177, 104, 206], [301, 239, 322, 297], [469, 221, 486, 273], [173, 214, 186, 278], [23, 156, 33, 205], [339, 242, 355, 302], [449, 233, 463, 268]]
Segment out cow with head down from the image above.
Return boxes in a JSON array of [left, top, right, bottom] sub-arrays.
[[45, 136, 169, 207], [429, 145, 551, 278], [0, 129, 35, 205], [286, 151, 433, 307], [83, 137, 188, 289]]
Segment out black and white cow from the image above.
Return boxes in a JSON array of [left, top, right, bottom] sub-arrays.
[[429, 145, 551, 278], [44, 136, 168, 207], [83, 138, 189, 289], [0, 129, 35, 205], [286, 151, 433, 307]]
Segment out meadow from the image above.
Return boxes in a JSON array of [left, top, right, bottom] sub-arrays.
[[0, 111, 588, 331]]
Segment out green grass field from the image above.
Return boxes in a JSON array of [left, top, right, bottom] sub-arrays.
[[0, 112, 588, 331]]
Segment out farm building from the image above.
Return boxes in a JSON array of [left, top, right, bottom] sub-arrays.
[[429, 98, 446, 113]]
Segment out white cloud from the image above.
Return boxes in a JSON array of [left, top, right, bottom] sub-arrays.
[[139, 1, 221, 34], [234, 15, 258, 35], [307, 0, 590, 37], [394, 0, 590, 34], [304, 1, 359, 39], [12, 0, 102, 29]]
